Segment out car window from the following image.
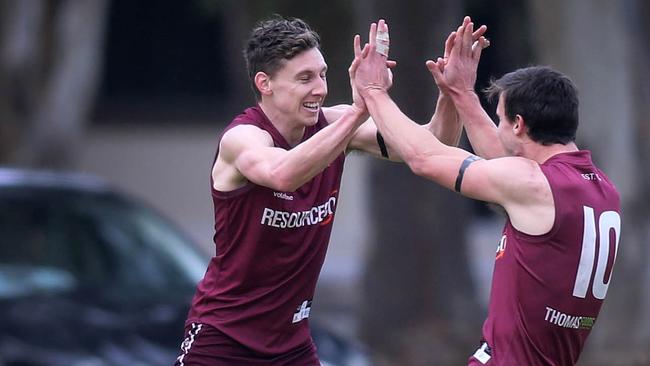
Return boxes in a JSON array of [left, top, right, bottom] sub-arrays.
[[0, 187, 207, 300]]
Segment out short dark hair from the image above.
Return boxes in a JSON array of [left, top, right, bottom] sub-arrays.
[[484, 66, 579, 145], [244, 16, 321, 100]]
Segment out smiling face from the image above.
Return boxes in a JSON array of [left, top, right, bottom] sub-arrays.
[[260, 48, 328, 127]]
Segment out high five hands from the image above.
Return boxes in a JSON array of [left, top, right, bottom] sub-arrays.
[[352, 16, 489, 102], [351, 19, 393, 100], [428, 16, 490, 95]]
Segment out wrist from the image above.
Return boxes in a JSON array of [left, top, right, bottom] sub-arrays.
[[361, 87, 388, 101], [349, 103, 370, 122], [449, 88, 479, 102]]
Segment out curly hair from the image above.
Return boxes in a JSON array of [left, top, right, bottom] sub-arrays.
[[244, 16, 321, 100]]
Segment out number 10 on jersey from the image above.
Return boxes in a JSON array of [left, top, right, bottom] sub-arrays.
[[572, 206, 621, 300]]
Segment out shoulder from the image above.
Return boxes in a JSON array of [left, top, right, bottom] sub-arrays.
[[322, 104, 353, 124], [465, 156, 548, 204], [219, 124, 274, 161]]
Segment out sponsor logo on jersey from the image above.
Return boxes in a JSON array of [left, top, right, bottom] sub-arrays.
[[292, 300, 312, 323], [581, 172, 602, 181], [260, 191, 337, 228], [495, 234, 507, 260], [544, 306, 595, 330], [273, 191, 294, 201]]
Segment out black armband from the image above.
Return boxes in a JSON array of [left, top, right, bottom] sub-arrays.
[[376, 131, 390, 159], [454, 155, 481, 193]]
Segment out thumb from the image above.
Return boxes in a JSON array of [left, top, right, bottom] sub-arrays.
[[426, 58, 444, 84], [472, 36, 490, 60]]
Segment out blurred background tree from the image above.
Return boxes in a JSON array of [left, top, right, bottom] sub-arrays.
[[0, 0, 109, 168], [0, 0, 648, 365]]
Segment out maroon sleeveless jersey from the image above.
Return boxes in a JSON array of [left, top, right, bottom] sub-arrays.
[[478, 151, 621, 365], [186, 106, 345, 355]]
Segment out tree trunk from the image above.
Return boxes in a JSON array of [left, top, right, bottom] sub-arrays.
[[629, 0, 650, 354], [0, 0, 109, 168], [357, 1, 482, 365]]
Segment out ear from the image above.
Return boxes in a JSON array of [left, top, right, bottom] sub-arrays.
[[254, 72, 272, 96], [513, 114, 526, 136]]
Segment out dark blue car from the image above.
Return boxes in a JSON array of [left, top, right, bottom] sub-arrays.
[[0, 168, 369, 366]]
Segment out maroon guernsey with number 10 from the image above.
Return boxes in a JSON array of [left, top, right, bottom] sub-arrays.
[[473, 151, 621, 365], [186, 106, 345, 355]]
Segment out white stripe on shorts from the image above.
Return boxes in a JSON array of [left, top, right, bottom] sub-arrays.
[[177, 322, 203, 366]]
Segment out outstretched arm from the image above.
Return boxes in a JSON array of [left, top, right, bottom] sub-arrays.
[[212, 32, 371, 193], [346, 21, 488, 159], [214, 105, 367, 193], [353, 20, 545, 205]]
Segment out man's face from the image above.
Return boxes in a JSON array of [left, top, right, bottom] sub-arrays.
[[266, 48, 328, 126]]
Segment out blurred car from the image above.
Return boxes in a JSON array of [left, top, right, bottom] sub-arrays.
[[0, 168, 368, 366]]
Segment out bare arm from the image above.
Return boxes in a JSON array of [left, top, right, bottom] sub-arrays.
[[213, 106, 366, 192], [423, 93, 462, 146], [355, 19, 554, 235], [450, 91, 504, 158], [336, 100, 459, 162]]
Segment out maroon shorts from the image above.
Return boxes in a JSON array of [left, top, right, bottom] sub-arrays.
[[173, 323, 320, 366]]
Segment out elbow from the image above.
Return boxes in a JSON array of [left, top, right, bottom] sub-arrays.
[[406, 153, 437, 180], [407, 157, 427, 177]]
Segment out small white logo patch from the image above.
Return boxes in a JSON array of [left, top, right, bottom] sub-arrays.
[[292, 300, 312, 323], [472, 343, 491, 364]]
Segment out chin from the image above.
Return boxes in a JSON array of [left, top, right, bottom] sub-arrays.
[[303, 115, 319, 126]]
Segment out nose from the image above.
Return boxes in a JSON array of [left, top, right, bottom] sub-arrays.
[[312, 77, 327, 97]]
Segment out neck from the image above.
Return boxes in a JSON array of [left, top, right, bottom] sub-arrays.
[[524, 141, 579, 164], [258, 102, 306, 147]]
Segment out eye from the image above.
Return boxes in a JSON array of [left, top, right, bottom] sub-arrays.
[[297, 73, 311, 82]]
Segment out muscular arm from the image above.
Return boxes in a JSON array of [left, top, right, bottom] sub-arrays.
[[423, 92, 462, 147], [354, 19, 553, 234], [213, 106, 366, 192], [363, 90, 554, 235], [334, 96, 462, 161]]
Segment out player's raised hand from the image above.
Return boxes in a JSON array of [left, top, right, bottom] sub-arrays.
[[349, 19, 396, 111], [427, 16, 489, 94], [354, 19, 393, 98], [348, 33, 367, 112]]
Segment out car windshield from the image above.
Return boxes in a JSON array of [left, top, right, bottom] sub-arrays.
[[0, 186, 207, 300]]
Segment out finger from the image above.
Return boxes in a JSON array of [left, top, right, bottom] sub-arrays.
[[472, 36, 490, 60], [472, 24, 487, 41], [361, 43, 370, 58], [426, 59, 443, 85], [481, 36, 490, 49], [444, 31, 456, 60], [376, 19, 389, 57], [425, 59, 436, 73], [353, 34, 361, 58], [462, 21, 474, 57], [368, 22, 377, 47], [450, 24, 463, 59], [425, 58, 445, 74]]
